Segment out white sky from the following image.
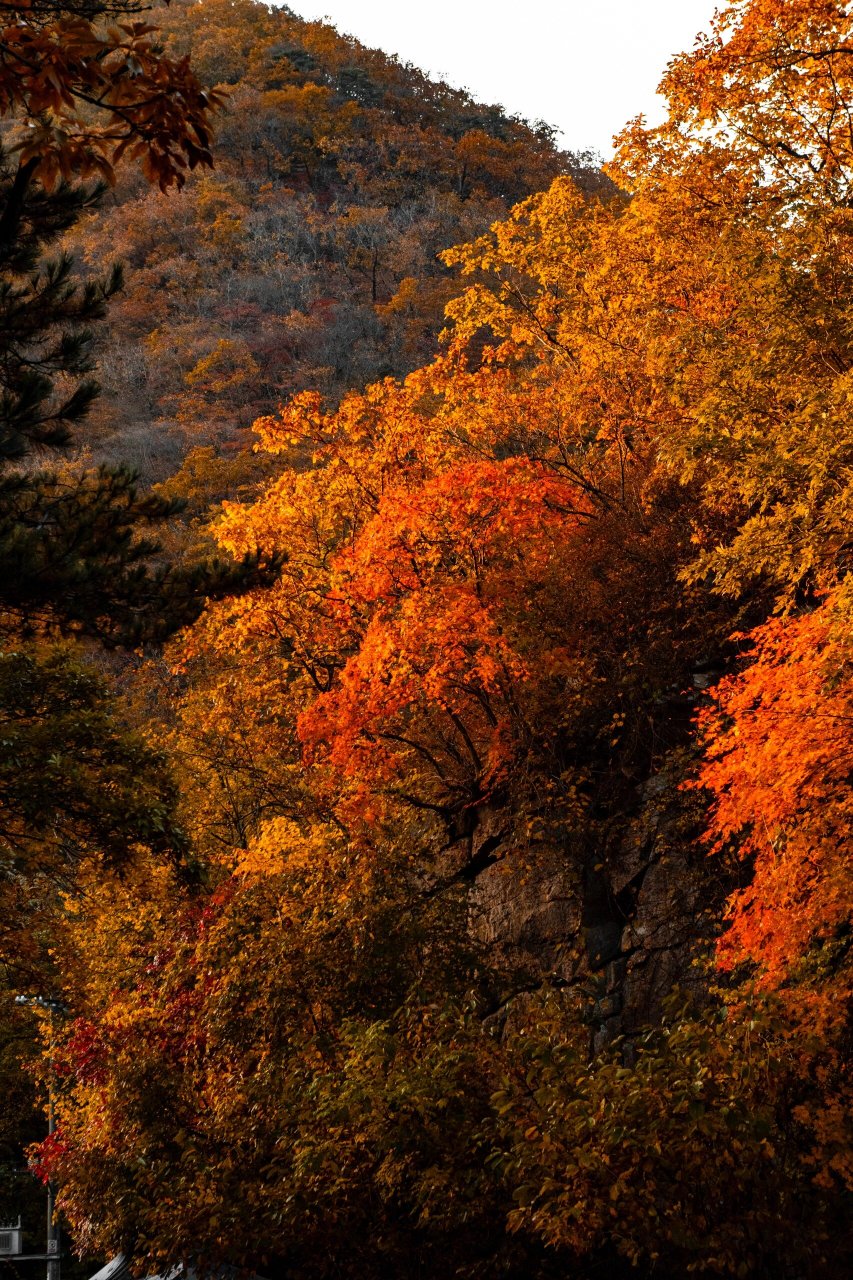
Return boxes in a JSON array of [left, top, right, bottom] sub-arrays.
[[292, 1, 718, 157]]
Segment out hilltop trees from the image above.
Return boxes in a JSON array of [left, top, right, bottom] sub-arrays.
[[62, 0, 592, 481]]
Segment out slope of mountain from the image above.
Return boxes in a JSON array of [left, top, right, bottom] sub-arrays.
[[69, 0, 601, 483]]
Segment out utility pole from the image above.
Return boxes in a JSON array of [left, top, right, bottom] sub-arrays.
[[46, 1017, 59, 1280]]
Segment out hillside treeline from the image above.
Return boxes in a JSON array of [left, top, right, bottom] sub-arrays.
[[68, 0, 598, 484]]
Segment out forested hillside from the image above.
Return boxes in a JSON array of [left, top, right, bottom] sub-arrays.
[[67, 0, 595, 485], [2, 1, 852, 1278]]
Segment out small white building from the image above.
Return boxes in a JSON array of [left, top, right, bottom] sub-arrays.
[[0, 1219, 23, 1257]]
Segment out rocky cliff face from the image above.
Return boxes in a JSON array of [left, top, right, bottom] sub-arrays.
[[469, 745, 722, 1049]]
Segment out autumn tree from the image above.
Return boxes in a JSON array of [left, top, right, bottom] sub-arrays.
[[694, 589, 853, 1193], [46, 192, 743, 1270]]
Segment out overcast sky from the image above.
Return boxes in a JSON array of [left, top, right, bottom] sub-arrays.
[[292, 1, 718, 157]]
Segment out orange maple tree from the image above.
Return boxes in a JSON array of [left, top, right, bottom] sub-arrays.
[[697, 594, 853, 987]]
